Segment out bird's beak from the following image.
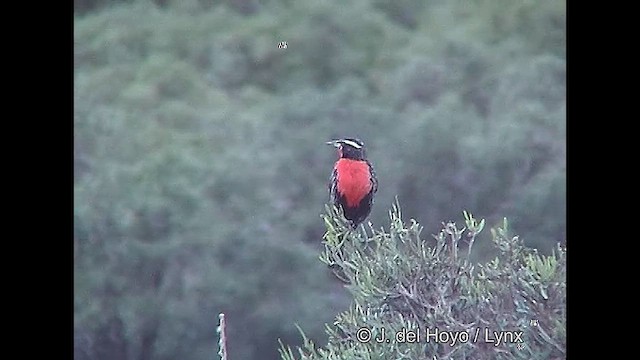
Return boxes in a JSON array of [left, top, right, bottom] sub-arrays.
[[326, 140, 341, 148]]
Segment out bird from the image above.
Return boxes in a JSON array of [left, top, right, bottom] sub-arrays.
[[326, 138, 378, 228]]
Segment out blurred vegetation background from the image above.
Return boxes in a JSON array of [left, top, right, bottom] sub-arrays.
[[74, 0, 565, 359]]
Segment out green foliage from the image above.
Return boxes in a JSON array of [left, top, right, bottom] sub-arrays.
[[373, 0, 426, 29], [280, 204, 565, 359], [75, 1, 564, 359]]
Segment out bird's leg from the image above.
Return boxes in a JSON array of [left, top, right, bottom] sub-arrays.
[[359, 223, 367, 239], [358, 223, 372, 251]]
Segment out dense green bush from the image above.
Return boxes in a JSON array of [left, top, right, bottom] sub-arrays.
[[75, 0, 564, 359], [280, 204, 566, 359]]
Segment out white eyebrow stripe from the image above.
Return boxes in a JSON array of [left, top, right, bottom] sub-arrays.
[[341, 140, 362, 149]]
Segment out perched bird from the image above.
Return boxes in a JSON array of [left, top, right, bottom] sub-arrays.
[[327, 138, 378, 228]]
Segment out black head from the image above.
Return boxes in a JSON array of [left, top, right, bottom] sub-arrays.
[[326, 138, 367, 160]]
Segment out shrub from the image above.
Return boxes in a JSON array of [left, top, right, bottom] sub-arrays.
[[279, 203, 566, 359]]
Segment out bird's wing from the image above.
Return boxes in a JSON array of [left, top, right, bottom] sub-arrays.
[[367, 160, 378, 195], [329, 167, 339, 204]]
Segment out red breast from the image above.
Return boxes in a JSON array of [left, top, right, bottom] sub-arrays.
[[335, 158, 372, 207]]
